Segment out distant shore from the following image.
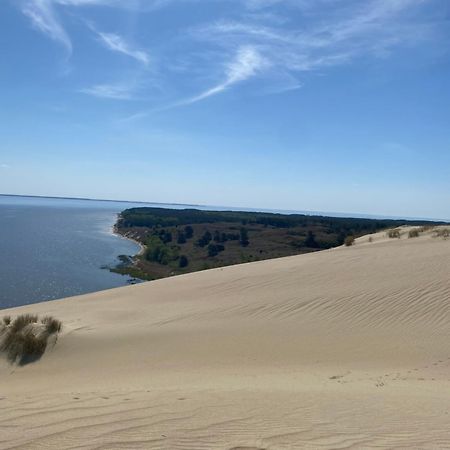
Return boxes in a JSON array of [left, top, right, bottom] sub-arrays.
[[112, 206, 448, 283]]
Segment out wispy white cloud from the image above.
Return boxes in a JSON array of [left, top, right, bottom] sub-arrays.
[[80, 82, 137, 99], [21, 0, 72, 54], [191, 0, 432, 84], [118, 0, 437, 119], [91, 27, 150, 66], [183, 45, 268, 105], [20, 0, 153, 58], [0, 164, 11, 169], [19, 0, 440, 113]]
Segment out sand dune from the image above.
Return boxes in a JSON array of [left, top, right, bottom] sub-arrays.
[[1, 227, 450, 449]]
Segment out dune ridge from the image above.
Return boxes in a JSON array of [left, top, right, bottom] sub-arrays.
[[1, 227, 450, 449]]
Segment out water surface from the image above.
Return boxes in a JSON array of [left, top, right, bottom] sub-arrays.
[[0, 196, 144, 308]]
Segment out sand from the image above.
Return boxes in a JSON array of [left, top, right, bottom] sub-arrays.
[[1, 227, 450, 449]]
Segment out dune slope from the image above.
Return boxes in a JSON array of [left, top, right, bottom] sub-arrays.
[[1, 229, 450, 449]]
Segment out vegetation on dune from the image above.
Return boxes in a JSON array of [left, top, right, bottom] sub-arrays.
[[344, 236, 355, 246], [0, 314, 62, 365], [434, 228, 450, 238], [115, 207, 446, 281]]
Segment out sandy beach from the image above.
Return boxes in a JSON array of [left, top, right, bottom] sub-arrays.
[[1, 227, 450, 449]]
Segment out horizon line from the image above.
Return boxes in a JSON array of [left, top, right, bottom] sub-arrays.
[[0, 193, 448, 224]]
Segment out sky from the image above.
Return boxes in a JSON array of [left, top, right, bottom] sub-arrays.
[[0, 0, 449, 219]]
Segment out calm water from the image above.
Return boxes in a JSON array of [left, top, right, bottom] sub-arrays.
[[0, 196, 146, 309]]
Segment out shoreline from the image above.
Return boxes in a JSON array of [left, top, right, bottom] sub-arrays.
[[111, 222, 146, 258], [109, 216, 150, 282]]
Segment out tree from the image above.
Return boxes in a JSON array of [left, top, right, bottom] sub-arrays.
[[177, 232, 187, 244], [161, 231, 172, 244], [213, 230, 221, 242], [197, 231, 212, 247], [145, 236, 171, 264], [304, 230, 319, 248], [179, 255, 188, 268], [208, 244, 218, 257], [207, 243, 225, 257], [184, 225, 194, 239], [239, 228, 249, 247]]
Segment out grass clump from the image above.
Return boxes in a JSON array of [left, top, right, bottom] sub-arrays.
[[41, 316, 63, 334], [2, 316, 11, 326], [0, 314, 62, 365], [408, 229, 420, 238], [344, 236, 355, 246], [9, 314, 38, 333], [434, 228, 450, 239], [387, 229, 401, 239]]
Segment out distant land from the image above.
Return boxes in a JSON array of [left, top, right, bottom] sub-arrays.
[[1, 193, 448, 222], [114, 207, 448, 281]]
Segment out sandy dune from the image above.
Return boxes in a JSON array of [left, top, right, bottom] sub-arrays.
[[1, 227, 450, 449]]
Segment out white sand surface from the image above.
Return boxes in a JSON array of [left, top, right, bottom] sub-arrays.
[[1, 227, 450, 449]]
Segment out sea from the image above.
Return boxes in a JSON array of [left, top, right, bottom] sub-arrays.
[[0, 195, 152, 309]]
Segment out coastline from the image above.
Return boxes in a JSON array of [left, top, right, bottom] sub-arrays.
[[109, 215, 151, 281], [111, 221, 145, 258]]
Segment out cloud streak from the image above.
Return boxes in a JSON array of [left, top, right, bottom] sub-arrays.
[[183, 45, 268, 105], [21, 0, 72, 54], [19, 0, 440, 113], [92, 28, 150, 66], [80, 82, 137, 100]]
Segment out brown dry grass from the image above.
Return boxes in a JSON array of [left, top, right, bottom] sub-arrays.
[[0, 314, 62, 365]]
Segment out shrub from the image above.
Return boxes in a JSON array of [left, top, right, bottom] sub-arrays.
[[408, 229, 420, 238], [344, 236, 355, 246], [0, 314, 62, 365], [387, 229, 401, 239]]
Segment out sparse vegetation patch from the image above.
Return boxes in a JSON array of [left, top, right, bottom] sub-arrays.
[[344, 236, 355, 246], [388, 229, 401, 239], [434, 228, 450, 239], [0, 314, 62, 365]]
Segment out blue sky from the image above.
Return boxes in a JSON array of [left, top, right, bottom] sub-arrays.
[[0, 0, 449, 219]]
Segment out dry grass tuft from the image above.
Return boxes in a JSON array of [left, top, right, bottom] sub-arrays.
[[344, 236, 355, 247], [434, 228, 450, 239], [10, 314, 38, 333], [408, 229, 420, 238], [0, 314, 62, 365], [2, 316, 11, 326], [387, 229, 401, 239], [41, 316, 63, 334]]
